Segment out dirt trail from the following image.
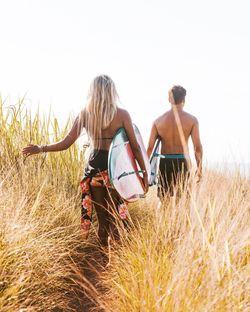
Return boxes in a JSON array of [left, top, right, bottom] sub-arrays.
[[68, 244, 108, 312]]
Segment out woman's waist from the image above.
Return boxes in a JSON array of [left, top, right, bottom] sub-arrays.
[[88, 149, 109, 170]]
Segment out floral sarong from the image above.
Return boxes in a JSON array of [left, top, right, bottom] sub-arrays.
[[80, 169, 129, 239]]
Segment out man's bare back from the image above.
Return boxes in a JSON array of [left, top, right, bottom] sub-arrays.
[[153, 109, 198, 154]]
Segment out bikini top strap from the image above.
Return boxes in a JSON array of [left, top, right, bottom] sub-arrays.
[[93, 137, 113, 141]]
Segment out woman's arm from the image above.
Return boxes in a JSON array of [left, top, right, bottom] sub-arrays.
[[22, 114, 84, 156], [122, 110, 149, 193]]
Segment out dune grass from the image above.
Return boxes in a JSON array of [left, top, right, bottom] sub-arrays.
[[0, 98, 88, 311], [101, 170, 250, 311], [0, 97, 249, 311]]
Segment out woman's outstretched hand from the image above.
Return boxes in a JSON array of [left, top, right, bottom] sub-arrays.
[[22, 144, 42, 157]]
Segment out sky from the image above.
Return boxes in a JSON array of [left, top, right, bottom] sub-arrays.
[[0, 0, 250, 168]]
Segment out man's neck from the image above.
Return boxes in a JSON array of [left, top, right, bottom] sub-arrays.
[[171, 103, 184, 111]]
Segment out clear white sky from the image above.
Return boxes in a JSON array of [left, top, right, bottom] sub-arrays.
[[0, 0, 250, 166]]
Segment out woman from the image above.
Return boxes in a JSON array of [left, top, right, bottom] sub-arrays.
[[22, 75, 149, 246]]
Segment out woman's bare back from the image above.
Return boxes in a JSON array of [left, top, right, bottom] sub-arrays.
[[93, 108, 127, 150]]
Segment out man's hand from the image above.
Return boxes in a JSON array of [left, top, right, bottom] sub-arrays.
[[195, 168, 202, 183]]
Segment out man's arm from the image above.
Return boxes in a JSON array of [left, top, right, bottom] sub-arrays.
[[191, 118, 203, 180], [147, 122, 158, 158]]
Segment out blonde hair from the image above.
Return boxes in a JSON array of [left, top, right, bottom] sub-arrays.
[[79, 75, 118, 149]]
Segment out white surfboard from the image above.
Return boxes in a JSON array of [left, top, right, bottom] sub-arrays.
[[108, 125, 150, 202]]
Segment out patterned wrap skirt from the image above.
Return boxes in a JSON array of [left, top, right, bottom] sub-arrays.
[[80, 150, 128, 239]]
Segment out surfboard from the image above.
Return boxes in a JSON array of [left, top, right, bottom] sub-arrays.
[[108, 125, 150, 202], [149, 138, 161, 186]]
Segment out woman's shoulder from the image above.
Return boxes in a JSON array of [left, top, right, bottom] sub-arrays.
[[116, 107, 130, 119]]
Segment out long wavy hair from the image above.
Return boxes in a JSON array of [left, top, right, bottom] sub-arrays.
[[79, 75, 119, 150]]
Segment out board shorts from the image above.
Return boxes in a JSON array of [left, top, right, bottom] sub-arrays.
[[80, 149, 128, 239], [157, 154, 189, 198]]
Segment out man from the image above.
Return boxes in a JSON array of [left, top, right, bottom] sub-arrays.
[[147, 85, 203, 200]]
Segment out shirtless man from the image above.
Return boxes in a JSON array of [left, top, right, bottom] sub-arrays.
[[147, 85, 203, 199]]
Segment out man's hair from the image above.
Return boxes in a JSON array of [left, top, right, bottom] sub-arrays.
[[172, 85, 186, 104]]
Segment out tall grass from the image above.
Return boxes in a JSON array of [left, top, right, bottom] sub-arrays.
[[1, 97, 249, 311], [0, 98, 88, 311], [101, 169, 249, 311], [0, 97, 82, 189]]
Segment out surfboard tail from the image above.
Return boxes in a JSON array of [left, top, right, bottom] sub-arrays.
[[149, 138, 160, 186]]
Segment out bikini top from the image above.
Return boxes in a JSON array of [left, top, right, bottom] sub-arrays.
[[93, 137, 113, 140], [83, 137, 113, 148]]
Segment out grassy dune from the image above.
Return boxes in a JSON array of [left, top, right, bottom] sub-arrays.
[[0, 99, 249, 311], [0, 99, 87, 311], [101, 170, 249, 311]]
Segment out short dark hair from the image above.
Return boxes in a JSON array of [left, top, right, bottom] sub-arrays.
[[172, 85, 186, 104]]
